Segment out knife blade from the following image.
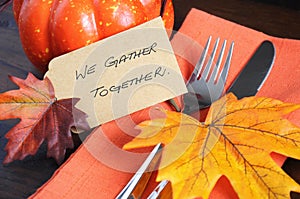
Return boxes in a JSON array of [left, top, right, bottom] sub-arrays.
[[227, 40, 275, 98]]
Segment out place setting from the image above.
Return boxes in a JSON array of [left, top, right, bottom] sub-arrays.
[[0, 0, 300, 198]]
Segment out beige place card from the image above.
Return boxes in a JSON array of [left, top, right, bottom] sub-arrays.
[[45, 17, 187, 128]]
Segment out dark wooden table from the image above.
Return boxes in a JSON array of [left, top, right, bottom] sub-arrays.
[[0, 0, 300, 198]]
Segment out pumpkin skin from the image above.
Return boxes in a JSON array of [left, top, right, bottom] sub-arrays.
[[13, 0, 174, 73]]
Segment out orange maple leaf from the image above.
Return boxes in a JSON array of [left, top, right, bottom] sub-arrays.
[[124, 93, 300, 199], [0, 73, 89, 164]]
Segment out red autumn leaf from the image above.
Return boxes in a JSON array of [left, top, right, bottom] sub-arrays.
[[0, 73, 89, 164]]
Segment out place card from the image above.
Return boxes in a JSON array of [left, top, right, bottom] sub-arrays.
[[45, 17, 187, 128]]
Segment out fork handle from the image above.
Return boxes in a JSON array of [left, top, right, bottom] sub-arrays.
[[168, 98, 181, 112]]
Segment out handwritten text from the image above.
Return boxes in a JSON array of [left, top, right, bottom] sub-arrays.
[[104, 42, 157, 68], [90, 66, 168, 98]]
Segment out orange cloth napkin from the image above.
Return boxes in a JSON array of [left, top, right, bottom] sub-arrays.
[[30, 8, 300, 199]]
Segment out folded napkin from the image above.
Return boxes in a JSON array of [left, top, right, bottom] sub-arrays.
[[30, 8, 300, 199]]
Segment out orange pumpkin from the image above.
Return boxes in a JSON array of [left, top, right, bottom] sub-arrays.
[[13, 0, 174, 73]]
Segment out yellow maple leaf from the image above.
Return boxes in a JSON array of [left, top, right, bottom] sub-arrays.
[[124, 93, 300, 199]]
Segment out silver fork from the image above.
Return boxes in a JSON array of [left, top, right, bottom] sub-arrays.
[[183, 36, 234, 114]]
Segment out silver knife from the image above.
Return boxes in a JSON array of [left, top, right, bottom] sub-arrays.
[[227, 40, 275, 98]]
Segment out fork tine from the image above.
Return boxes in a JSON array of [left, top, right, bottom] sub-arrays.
[[209, 40, 226, 83], [183, 36, 234, 114], [201, 38, 220, 80], [218, 41, 234, 84], [195, 36, 212, 78]]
